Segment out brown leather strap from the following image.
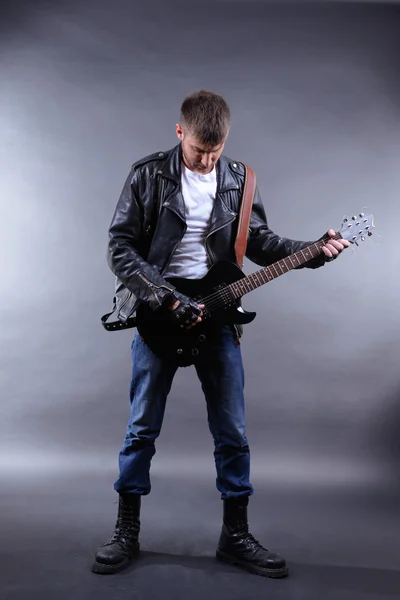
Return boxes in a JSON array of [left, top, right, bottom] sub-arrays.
[[234, 164, 256, 269]]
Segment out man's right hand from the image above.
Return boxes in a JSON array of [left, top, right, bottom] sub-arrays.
[[164, 292, 204, 329]]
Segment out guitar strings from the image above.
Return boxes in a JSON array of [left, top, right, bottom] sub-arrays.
[[199, 287, 237, 314], [195, 240, 330, 314], [198, 255, 306, 311], [195, 229, 365, 315]]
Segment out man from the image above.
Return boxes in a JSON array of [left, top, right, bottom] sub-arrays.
[[92, 90, 349, 577]]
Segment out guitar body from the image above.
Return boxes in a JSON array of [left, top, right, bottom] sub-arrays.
[[135, 261, 256, 366]]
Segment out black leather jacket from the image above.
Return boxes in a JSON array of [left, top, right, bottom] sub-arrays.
[[106, 143, 327, 325]]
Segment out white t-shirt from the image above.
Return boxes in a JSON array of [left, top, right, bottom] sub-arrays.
[[164, 163, 217, 279]]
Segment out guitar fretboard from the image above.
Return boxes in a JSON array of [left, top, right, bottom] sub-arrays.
[[203, 233, 340, 312]]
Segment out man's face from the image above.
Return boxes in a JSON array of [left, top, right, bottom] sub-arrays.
[[176, 123, 227, 174]]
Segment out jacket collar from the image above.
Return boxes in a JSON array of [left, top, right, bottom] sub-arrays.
[[157, 143, 240, 193]]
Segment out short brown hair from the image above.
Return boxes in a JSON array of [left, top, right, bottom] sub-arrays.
[[179, 90, 231, 146]]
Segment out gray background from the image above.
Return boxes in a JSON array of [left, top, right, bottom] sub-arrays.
[[1, 1, 400, 598]]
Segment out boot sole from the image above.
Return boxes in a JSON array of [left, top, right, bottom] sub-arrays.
[[91, 549, 140, 575], [216, 549, 289, 579]]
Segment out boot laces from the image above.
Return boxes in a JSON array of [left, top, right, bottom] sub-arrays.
[[107, 504, 139, 545], [243, 532, 263, 551], [235, 520, 265, 551]]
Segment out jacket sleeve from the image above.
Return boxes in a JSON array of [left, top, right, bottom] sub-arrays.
[[107, 167, 176, 310], [245, 186, 328, 269]]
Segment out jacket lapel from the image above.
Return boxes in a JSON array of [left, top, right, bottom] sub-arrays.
[[156, 144, 240, 231], [208, 155, 240, 233]]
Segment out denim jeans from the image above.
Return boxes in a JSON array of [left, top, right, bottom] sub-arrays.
[[114, 325, 254, 500]]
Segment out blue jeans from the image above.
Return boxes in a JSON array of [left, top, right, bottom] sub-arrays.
[[114, 325, 253, 500]]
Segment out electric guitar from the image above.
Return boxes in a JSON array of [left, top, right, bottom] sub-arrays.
[[135, 213, 375, 367]]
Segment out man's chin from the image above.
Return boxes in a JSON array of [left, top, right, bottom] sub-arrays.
[[194, 165, 213, 174]]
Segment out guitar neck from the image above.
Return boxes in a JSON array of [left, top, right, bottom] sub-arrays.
[[228, 233, 340, 299]]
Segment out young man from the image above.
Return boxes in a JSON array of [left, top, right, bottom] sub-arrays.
[[92, 90, 349, 577]]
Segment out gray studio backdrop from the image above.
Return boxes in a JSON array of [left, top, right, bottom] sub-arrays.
[[1, 0, 399, 492]]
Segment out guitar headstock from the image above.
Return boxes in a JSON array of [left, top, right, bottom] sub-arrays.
[[339, 212, 375, 245]]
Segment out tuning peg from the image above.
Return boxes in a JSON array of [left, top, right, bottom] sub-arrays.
[[361, 236, 365, 241], [368, 231, 373, 236], [343, 216, 348, 223], [359, 213, 364, 218]]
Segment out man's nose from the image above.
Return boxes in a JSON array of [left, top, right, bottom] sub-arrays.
[[202, 154, 213, 167]]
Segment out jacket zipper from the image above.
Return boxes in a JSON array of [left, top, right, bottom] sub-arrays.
[[137, 272, 175, 306], [161, 219, 187, 276], [159, 182, 187, 275], [205, 211, 236, 264]]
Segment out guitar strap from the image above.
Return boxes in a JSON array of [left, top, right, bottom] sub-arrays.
[[101, 161, 257, 331], [234, 163, 256, 269]]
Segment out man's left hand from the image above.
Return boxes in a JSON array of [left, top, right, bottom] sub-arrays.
[[321, 229, 350, 260]]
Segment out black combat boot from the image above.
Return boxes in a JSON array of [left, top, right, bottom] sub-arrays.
[[216, 496, 289, 578], [91, 494, 141, 574]]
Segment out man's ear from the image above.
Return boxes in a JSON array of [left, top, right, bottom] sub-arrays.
[[176, 123, 184, 140]]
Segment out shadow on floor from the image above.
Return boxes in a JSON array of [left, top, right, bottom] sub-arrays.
[[94, 548, 400, 597]]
